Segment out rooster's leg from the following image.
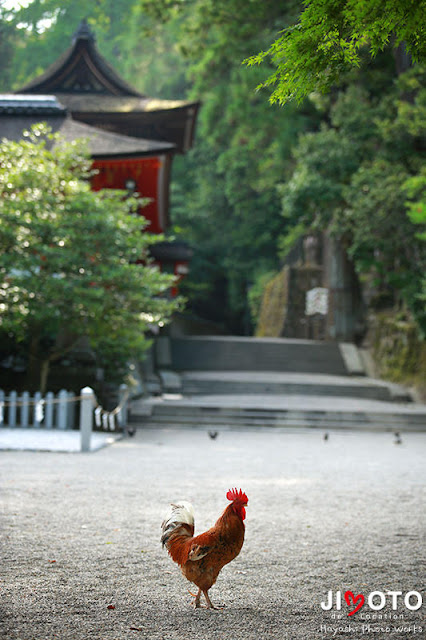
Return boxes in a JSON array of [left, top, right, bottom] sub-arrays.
[[203, 590, 222, 610], [191, 588, 202, 608]]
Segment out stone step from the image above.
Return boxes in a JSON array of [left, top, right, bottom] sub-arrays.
[[132, 415, 424, 430], [130, 395, 426, 432], [166, 336, 350, 376], [142, 336, 424, 432], [141, 410, 426, 429], [179, 371, 410, 402], [135, 420, 423, 431]]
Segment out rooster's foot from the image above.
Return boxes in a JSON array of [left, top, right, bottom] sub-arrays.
[[191, 601, 222, 610], [203, 590, 224, 610], [189, 588, 223, 610], [190, 588, 202, 608]]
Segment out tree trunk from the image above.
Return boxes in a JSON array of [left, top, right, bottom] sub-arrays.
[[393, 41, 412, 76], [39, 359, 50, 395], [26, 333, 42, 392], [27, 334, 51, 393], [27, 330, 81, 393]]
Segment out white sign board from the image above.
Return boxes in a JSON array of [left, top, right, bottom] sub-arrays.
[[305, 287, 329, 316]]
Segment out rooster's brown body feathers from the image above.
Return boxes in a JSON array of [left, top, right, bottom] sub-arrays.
[[161, 490, 247, 608]]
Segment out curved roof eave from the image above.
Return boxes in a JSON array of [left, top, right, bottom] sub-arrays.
[[18, 22, 142, 98]]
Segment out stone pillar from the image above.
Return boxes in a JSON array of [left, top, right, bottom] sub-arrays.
[[324, 234, 361, 342]]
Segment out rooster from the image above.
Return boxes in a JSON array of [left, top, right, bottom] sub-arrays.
[[161, 488, 248, 609]]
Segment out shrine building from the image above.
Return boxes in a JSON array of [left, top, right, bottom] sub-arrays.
[[1, 19, 199, 292]]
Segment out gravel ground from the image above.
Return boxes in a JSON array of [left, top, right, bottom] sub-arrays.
[[1, 427, 425, 640]]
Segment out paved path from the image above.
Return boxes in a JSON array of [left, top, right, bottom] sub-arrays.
[[1, 428, 425, 640], [0, 428, 120, 453]]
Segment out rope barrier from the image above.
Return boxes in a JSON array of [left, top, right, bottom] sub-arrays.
[[0, 387, 129, 431], [0, 394, 83, 407], [91, 388, 129, 431]]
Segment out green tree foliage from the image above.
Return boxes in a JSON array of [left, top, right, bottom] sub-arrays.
[[3, 0, 317, 333], [0, 1, 19, 91], [4, 0, 425, 337], [10, 1, 136, 89], [3, 0, 189, 97], [278, 65, 426, 331], [0, 125, 179, 391], [405, 170, 426, 241], [246, 0, 426, 104], [172, 95, 316, 332], [144, 0, 319, 332], [405, 169, 426, 326]]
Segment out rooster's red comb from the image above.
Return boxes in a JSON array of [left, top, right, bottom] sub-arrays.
[[226, 488, 248, 503]]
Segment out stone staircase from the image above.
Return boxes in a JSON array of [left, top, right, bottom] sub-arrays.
[[168, 336, 349, 374], [130, 336, 426, 432], [130, 395, 426, 431], [178, 371, 409, 402]]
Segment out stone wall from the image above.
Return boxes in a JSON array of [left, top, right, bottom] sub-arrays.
[[368, 311, 426, 400], [256, 267, 289, 337], [256, 232, 365, 342], [283, 265, 324, 339], [256, 265, 325, 339]]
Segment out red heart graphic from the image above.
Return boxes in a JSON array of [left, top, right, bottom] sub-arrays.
[[344, 590, 365, 616]]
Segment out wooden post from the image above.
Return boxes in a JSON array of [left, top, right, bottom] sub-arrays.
[[67, 392, 76, 429], [33, 391, 42, 427], [45, 392, 54, 429], [57, 389, 68, 429], [80, 387, 94, 452], [21, 391, 30, 427], [8, 391, 17, 427], [118, 384, 128, 429]]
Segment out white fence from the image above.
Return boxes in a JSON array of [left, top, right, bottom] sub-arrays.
[[0, 385, 129, 452], [0, 389, 76, 429]]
